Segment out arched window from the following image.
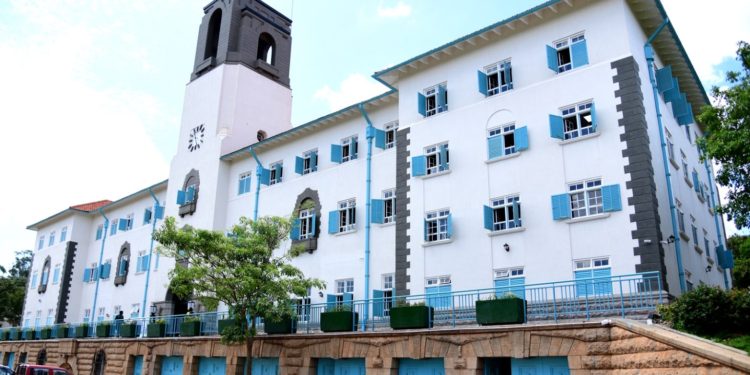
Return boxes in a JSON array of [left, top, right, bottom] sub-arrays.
[[257, 33, 276, 65], [36, 348, 47, 365], [204, 9, 222, 60], [93, 350, 106, 375], [114, 242, 130, 286], [38, 256, 51, 294]]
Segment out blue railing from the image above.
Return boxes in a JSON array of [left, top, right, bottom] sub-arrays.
[[1, 272, 663, 339]]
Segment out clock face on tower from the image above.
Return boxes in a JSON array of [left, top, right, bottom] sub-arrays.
[[188, 124, 205, 152]]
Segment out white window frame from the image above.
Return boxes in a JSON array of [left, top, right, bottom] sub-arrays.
[[97, 307, 106, 322], [423, 83, 447, 117], [382, 274, 394, 316], [38, 235, 44, 250], [48, 231, 55, 246], [676, 199, 686, 234], [88, 263, 98, 283], [574, 257, 610, 271], [384, 122, 398, 149], [494, 267, 524, 279], [136, 251, 149, 273], [269, 161, 283, 185], [426, 275, 451, 286], [46, 309, 54, 326], [60, 226, 68, 243], [488, 123, 517, 157], [568, 178, 603, 218], [52, 264, 61, 285], [424, 143, 449, 175], [238, 172, 252, 195], [484, 59, 512, 96], [666, 128, 676, 163], [125, 213, 134, 231], [490, 195, 522, 231], [561, 102, 594, 140], [335, 279, 354, 294], [553, 33, 585, 73], [302, 149, 317, 175], [341, 136, 358, 163], [130, 304, 140, 319], [338, 199, 356, 233], [425, 209, 450, 242], [83, 309, 91, 323], [299, 208, 315, 240], [383, 189, 396, 224]]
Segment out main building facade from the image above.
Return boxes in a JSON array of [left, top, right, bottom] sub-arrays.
[[21, 0, 732, 330]]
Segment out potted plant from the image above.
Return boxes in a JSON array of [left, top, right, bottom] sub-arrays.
[[320, 304, 358, 332], [96, 321, 112, 338], [0, 329, 7, 341], [475, 293, 526, 325], [264, 315, 297, 335], [180, 315, 202, 337], [119, 320, 138, 338], [217, 316, 246, 336], [40, 326, 53, 339], [389, 301, 434, 330], [147, 319, 166, 338], [74, 323, 89, 338], [55, 324, 70, 339]]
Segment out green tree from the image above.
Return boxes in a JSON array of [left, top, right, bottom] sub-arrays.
[[698, 41, 750, 228], [0, 250, 33, 325], [154, 216, 323, 371], [727, 234, 750, 289]]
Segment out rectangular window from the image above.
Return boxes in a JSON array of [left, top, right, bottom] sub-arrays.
[[130, 304, 140, 319], [302, 149, 318, 175], [88, 263, 98, 282], [425, 143, 449, 175], [384, 122, 398, 149], [336, 279, 354, 294], [110, 219, 118, 236], [686, 125, 692, 142], [676, 200, 686, 234], [31, 271, 38, 288], [338, 199, 356, 233], [383, 189, 396, 224], [488, 123, 517, 157], [97, 307, 106, 322], [52, 264, 61, 285], [83, 309, 91, 324], [494, 267, 525, 298], [269, 161, 283, 185], [341, 136, 358, 163], [238, 172, 252, 194], [136, 251, 150, 273], [484, 60, 513, 96], [425, 276, 451, 309], [425, 209, 451, 242], [420, 83, 448, 117], [569, 179, 603, 218], [96, 225, 103, 241], [382, 274, 394, 316], [126, 213, 134, 231], [296, 296, 312, 322], [574, 257, 612, 296], [704, 231, 711, 258], [549, 33, 587, 73], [666, 129, 676, 162], [299, 208, 315, 240], [143, 207, 152, 225], [691, 223, 698, 245], [60, 226, 67, 243], [46, 309, 54, 326], [38, 236, 44, 250], [35, 310, 41, 328], [48, 231, 55, 246], [489, 195, 522, 231], [562, 102, 594, 140]]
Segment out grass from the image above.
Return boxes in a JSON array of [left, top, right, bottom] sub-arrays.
[[712, 335, 750, 354]]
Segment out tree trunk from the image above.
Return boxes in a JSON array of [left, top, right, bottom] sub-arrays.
[[245, 317, 256, 374]]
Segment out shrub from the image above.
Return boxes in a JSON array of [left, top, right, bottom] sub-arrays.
[[659, 285, 731, 336], [729, 288, 750, 332]]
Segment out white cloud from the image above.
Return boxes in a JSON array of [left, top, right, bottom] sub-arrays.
[[313, 74, 388, 112], [377, 1, 412, 18]]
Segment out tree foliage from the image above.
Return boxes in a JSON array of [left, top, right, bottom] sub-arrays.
[[698, 41, 750, 228], [659, 285, 750, 337], [0, 250, 33, 325], [728, 234, 750, 289]]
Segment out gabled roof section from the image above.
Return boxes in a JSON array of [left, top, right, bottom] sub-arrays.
[[221, 90, 398, 162], [70, 200, 112, 212]]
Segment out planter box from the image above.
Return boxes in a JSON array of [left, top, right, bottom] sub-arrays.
[[389, 305, 434, 330], [8, 329, 19, 341], [74, 325, 89, 338], [264, 317, 297, 334], [180, 320, 201, 337], [320, 311, 358, 332], [475, 298, 526, 325], [119, 323, 137, 338], [40, 327, 52, 340], [96, 324, 111, 338], [55, 326, 70, 339], [22, 328, 34, 340], [217, 318, 245, 335], [147, 323, 166, 338], [0, 330, 8, 341]]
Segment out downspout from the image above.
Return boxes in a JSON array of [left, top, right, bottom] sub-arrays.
[[644, 17, 686, 293], [140, 188, 161, 328], [703, 159, 730, 289], [358, 103, 373, 332], [249, 146, 263, 221], [91, 208, 110, 325]]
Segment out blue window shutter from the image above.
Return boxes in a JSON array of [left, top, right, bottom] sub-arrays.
[[295, 156, 303, 175], [477, 70, 488, 96], [311, 151, 318, 171], [371, 199, 384, 224], [678, 104, 694, 126], [487, 135, 504, 159], [374, 128, 386, 149], [155, 205, 164, 220], [118, 219, 128, 231], [589, 102, 597, 133], [83, 268, 90, 282], [437, 85, 447, 112], [176, 190, 186, 205], [514, 126, 529, 151], [439, 144, 449, 171], [570, 39, 589, 68], [328, 210, 339, 234], [311, 213, 316, 235], [656, 66, 674, 93], [143, 208, 152, 225], [494, 279, 509, 297], [111, 220, 117, 235], [725, 248, 735, 269], [692, 171, 700, 192], [92, 266, 99, 280], [509, 277, 525, 299], [351, 139, 359, 159], [672, 93, 688, 118], [446, 213, 453, 238], [575, 269, 593, 296], [546, 45, 558, 72], [330, 144, 342, 163], [551, 194, 571, 220], [290, 218, 300, 240], [96, 227, 102, 240], [273, 164, 282, 183], [417, 93, 426, 116], [503, 63, 513, 89], [372, 289, 384, 317], [343, 292, 353, 305], [411, 155, 426, 177], [601, 184, 622, 212], [326, 294, 336, 310], [186, 186, 195, 202], [258, 166, 270, 185], [512, 200, 521, 227], [549, 114, 564, 140], [483, 205, 494, 231], [592, 268, 612, 294], [664, 77, 681, 103]]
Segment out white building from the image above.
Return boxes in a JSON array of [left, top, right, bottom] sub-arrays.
[[21, 0, 733, 328]]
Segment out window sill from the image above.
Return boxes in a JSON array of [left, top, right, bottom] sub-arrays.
[[558, 131, 600, 145], [697, 195, 706, 204], [694, 245, 703, 255], [684, 176, 693, 188], [485, 152, 521, 165], [565, 213, 611, 224], [487, 227, 525, 237], [669, 157, 680, 170], [707, 257, 715, 265], [679, 231, 691, 242], [422, 238, 453, 248], [420, 169, 451, 180], [333, 228, 358, 237], [379, 221, 396, 227]]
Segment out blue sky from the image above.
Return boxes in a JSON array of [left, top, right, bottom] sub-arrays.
[[0, 0, 748, 269]]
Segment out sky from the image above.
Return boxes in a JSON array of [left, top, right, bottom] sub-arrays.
[[0, 0, 748, 269]]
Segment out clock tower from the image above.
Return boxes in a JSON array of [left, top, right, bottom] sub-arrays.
[[166, 0, 293, 230]]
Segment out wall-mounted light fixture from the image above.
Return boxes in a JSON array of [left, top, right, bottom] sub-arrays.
[[503, 243, 510, 252]]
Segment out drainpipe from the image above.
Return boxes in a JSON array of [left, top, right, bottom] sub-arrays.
[[249, 146, 263, 221], [644, 17, 686, 294], [358, 103, 374, 331], [703, 159, 730, 289], [91, 208, 110, 326], [140, 188, 161, 328]]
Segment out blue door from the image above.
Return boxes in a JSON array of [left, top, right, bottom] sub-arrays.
[[132, 355, 143, 375], [7, 353, 14, 369], [511, 357, 569, 375], [399, 359, 445, 375], [161, 356, 183, 375], [250, 358, 279, 375], [198, 357, 226, 375], [317, 358, 365, 375]]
